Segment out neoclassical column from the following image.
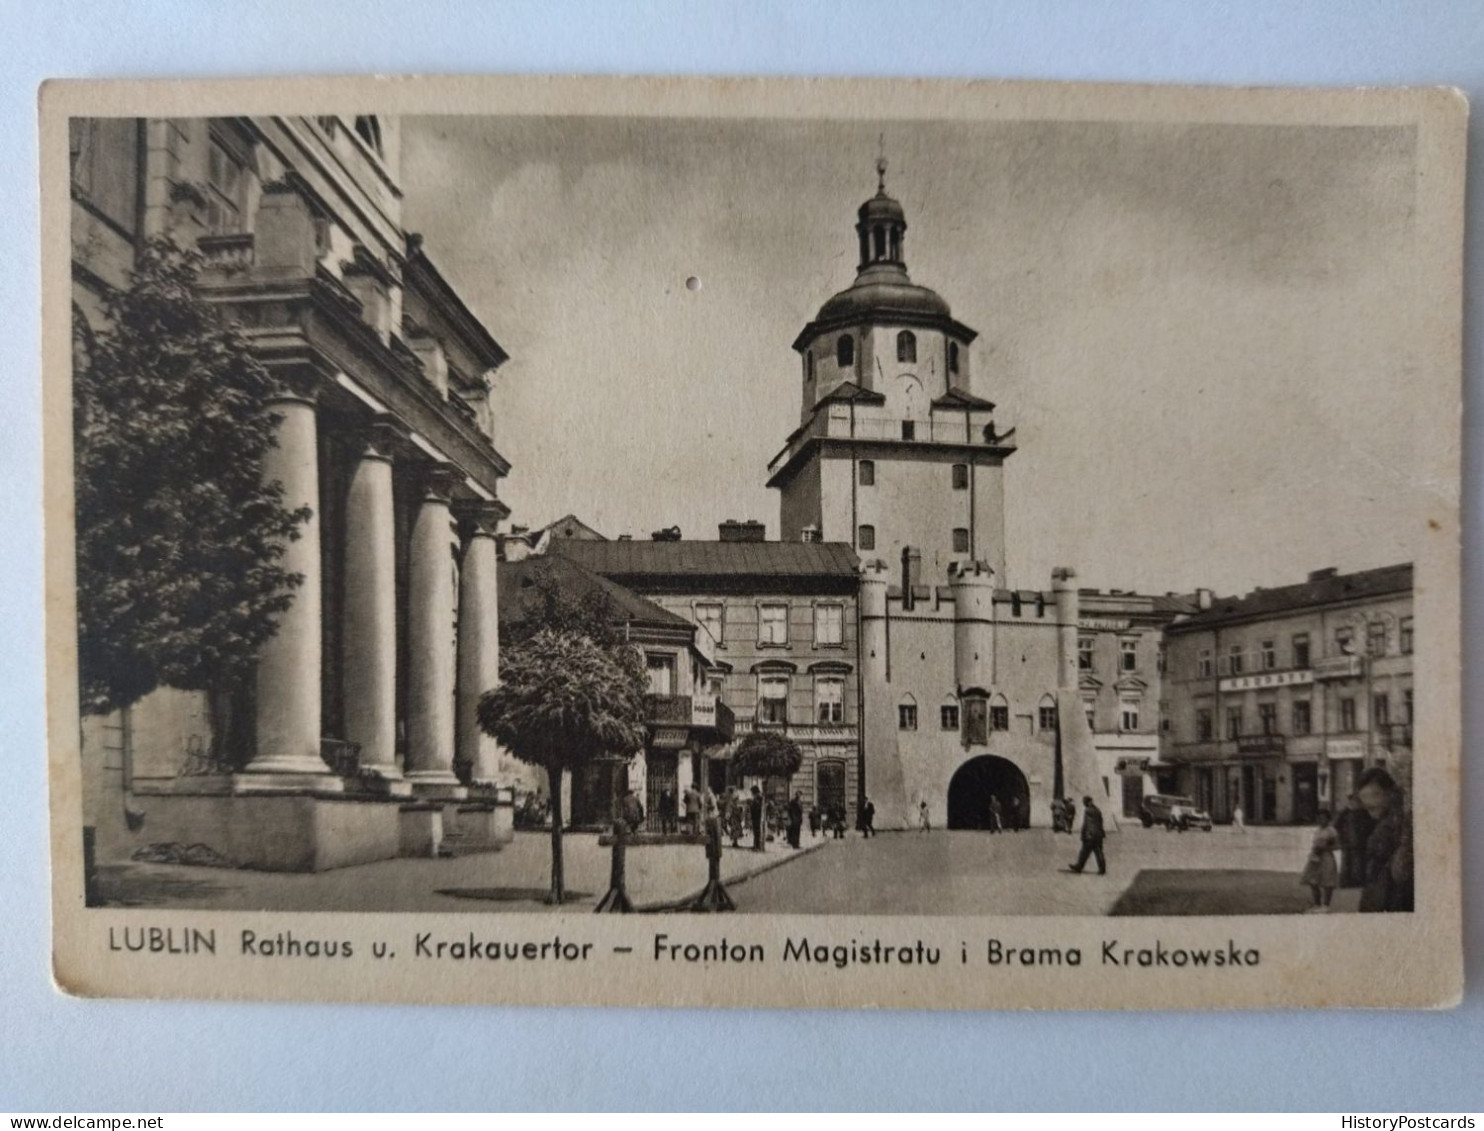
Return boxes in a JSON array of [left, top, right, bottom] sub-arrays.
[[455, 500, 504, 787], [404, 463, 466, 799], [340, 416, 408, 794], [243, 374, 338, 789]]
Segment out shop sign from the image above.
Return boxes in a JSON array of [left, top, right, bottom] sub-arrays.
[[1218, 669, 1314, 693]]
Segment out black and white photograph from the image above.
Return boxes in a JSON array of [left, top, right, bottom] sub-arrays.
[[44, 75, 1464, 1010]]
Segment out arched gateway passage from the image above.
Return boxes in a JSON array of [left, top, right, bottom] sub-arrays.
[[947, 755, 1031, 830]]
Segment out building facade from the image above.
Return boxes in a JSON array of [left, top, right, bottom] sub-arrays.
[[1161, 564, 1414, 824], [550, 523, 862, 827], [496, 554, 732, 831], [73, 115, 516, 872], [1075, 588, 1193, 818]]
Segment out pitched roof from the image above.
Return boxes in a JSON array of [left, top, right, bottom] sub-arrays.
[[498, 555, 691, 632], [550, 539, 860, 581], [816, 381, 886, 407], [931, 388, 996, 411], [535, 513, 607, 541], [1169, 563, 1412, 631]]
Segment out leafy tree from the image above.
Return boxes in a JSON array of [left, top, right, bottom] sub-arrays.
[[477, 628, 649, 903], [733, 729, 803, 784], [74, 237, 310, 724]]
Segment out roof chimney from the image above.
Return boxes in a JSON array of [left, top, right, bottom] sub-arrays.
[[901, 546, 922, 610], [718, 519, 767, 543], [1196, 587, 1214, 610], [650, 525, 682, 542]]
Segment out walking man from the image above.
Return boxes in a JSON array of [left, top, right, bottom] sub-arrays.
[[918, 800, 931, 833], [860, 796, 876, 838], [1069, 794, 1106, 875], [786, 792, 804, 849], [749, 785, 765, 852], [682, 783, 701, 837], [987, 795, 1003, 834]]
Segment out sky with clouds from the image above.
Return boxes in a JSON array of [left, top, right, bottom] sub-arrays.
[[400, 113, 1423, 597]]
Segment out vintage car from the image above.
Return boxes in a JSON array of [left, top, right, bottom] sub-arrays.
[[1138, 794, 1213, 831]]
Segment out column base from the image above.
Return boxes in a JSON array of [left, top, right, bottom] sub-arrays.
[[406, 772, 468, 801], [234, 771, 345, 795], [357, 769, 415, 798]]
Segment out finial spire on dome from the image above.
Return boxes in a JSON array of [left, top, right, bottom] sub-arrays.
[[876, 133, 888, 194]]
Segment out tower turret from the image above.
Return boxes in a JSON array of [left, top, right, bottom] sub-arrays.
[[949, 560, 996, 693], [1052, 566, 1080, 689]]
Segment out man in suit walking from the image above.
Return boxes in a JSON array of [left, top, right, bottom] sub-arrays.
[[1069, 794, 1106, 875]]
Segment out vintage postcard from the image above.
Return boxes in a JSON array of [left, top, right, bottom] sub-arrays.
[[43, 74, 1465, 1010]]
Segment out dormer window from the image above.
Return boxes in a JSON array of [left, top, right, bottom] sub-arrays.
[[897, 331, 917, 364], [837, 335, 854, 368]]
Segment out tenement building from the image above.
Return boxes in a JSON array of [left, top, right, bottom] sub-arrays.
[[1075, 588, 1193, 820], [73, 115, 515, 871], [549, 520, 861, 828], [497, 554, 733, 830], [1161, 563, 1414, 825], [766, 161, 1110, 829]]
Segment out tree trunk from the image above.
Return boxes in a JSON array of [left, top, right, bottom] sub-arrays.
[[547, 763, 565, 905]]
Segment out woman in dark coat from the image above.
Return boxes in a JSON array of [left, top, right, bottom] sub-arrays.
[[1355, 767, 1414, 913], [1334, 793, 1375, 888]]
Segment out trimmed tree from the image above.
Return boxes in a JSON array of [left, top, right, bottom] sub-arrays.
[[476, 628, 648, 904], [74, 236, 310, 733], [733, 729, 803, 793]]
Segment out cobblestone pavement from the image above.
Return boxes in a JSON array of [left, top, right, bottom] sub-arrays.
[[94, 824, 1346, 916], [732, 825, 1348, 916], [95, 830, 820, 913]]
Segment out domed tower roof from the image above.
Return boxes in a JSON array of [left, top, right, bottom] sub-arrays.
[[793, 156, 976, 351]]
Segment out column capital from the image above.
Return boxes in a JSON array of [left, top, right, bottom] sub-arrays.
[[415, 461, 466, 504], [265, 367, 324, 407], [350, 413, 408, 464], [454, 499, 508, 539]]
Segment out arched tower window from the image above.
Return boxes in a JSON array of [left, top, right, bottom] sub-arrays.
[[1038, 694, 1058, 732], [805, 351, 815, 383], [836, 335, 854, 368], [873, 226, 887, 259], [948, 341, 960, 375], [896, 330, 916, 364]]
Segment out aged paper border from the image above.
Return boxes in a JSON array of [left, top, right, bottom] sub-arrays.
[[41, 74, 1467, 1010]]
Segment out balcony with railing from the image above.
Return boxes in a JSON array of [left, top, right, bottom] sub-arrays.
[[197, 231, 255, 274], [645, 694, 692, 725], [767, 403, 1016, 480], [1313, 654, 1366, 681], [1234, 732, 1286, 756], [645, 694, 735, 742], [1381, 722, 1413, 750]]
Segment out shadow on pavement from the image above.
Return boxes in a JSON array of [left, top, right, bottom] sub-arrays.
[[1109, 868, 1314, 916], [436, 887, 594, 906], [92, 864, 238, 907]]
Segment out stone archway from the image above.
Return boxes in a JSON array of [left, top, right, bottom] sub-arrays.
[[947, 755, 1030, 830]]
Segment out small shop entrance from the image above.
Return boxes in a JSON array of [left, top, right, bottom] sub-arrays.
[[1292, 762, 1319, 825]]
